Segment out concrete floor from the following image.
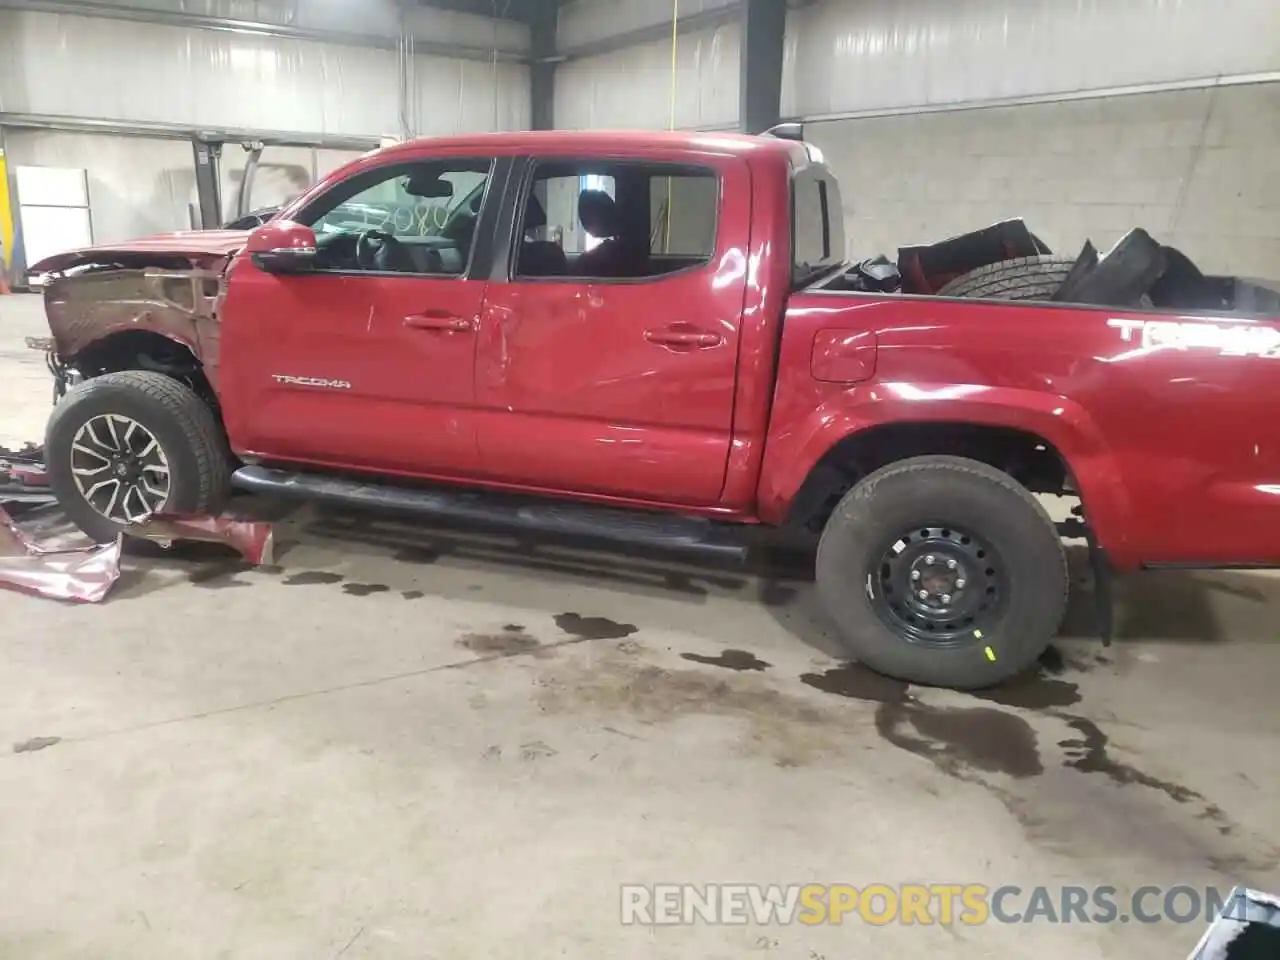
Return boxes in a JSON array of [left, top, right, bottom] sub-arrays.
[[2, 291, 1279, 959]]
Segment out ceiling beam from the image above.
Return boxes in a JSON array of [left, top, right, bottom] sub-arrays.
[[412, 0, 548, 24]]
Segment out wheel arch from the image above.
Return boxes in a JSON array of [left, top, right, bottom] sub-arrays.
[[761, 389, 1133, 562], [67, 329, 219, 413]]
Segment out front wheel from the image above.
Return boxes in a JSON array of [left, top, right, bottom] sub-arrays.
[[815, 455, 1069, 689], [45, 371, 232, 543]]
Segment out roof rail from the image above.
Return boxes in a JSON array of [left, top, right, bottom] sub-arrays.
[[761, 121, 824, 164], [761, 122, 805, 141]]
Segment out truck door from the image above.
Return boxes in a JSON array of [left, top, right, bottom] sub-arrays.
[[474, 154, 750, 506], [218, 153, 502, 476]]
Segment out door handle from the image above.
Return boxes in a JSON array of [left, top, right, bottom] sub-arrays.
[[644, 328, 723, 348], [404, 313, 474, 332]]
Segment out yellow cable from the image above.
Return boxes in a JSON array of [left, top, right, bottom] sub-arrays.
[[669, 0, 679, 131], [664, 0, 678, 253]]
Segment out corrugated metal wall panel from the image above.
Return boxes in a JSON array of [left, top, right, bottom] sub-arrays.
[[557, 0, 737, 52], [411, 58, 531, 135], [0, 1, 528, 51], [782, 0, 1280, 119], [403, 5, 529, 52], [554, 21, 739, 131], [0, 10, 529, 139], [0, 11, 400, 137]]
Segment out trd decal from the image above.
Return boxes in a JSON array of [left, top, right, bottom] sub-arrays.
[[1108, 318, 1280, 358]]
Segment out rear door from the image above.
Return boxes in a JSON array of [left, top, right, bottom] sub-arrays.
[[473, 153, 750, 505]]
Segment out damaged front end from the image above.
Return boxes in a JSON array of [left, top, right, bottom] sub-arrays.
[[25, 232, 247, 405], [31, 262, 226, 403]]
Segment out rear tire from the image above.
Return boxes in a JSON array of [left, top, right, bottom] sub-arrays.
[[815, 455, 1068, 690], [45, 371, 231, 543], [938, 255, 1077, 301]]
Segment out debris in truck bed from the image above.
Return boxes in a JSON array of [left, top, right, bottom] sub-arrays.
[[898, 218, 1052, 296], [823, 218, 1280, 315]]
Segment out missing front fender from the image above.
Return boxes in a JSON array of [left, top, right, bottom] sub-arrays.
[[27, 338, 79, 403]]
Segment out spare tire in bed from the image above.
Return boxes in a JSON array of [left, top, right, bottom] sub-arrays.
[[937, 255, 1078, 301]]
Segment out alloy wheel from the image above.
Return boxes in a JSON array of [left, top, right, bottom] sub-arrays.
[[70, 414, 171, 523]]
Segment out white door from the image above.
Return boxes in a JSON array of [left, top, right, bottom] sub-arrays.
[[15, 166, 93, 268]]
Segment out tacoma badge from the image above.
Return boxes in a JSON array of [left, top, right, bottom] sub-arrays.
[[271, 375, 353, 389]]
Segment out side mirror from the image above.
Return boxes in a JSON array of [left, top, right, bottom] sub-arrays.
[[246, 220, 317, 275]]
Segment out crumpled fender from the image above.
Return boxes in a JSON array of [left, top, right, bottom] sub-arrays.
[[41, 267, 223, 388], [757, 382, 1135, 563]]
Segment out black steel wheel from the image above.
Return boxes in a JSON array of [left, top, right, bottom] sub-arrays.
[[816, 455, 1069, 690], [871, 525, 1006, 647]]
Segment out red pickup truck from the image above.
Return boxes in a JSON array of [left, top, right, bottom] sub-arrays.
[[24, 128, 1280, 690]]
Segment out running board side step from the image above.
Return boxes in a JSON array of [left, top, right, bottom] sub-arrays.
[[231, 465, 750, 563]]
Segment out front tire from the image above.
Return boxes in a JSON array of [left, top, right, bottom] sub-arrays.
[[815, 455, 1069, 689], [45, 371, 231, 543]]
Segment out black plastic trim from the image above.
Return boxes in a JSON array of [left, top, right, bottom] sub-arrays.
[[466, 155, 514, 282], [231, 464, 750, 562], [487, 155, 527, 283]]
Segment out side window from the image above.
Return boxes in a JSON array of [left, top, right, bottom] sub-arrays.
[[791, 165, 844, 285], [297, 158, 492, 277], [513, 159, 718, 282]]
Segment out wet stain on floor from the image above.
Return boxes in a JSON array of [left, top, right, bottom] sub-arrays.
[[401, 590, 425, 600], [342, 583, 390, 597], [282, 571, 344, 586], [459, 624, 542, 656], [759, 581, 799, 608], [393, 547, 444, 565], [536, 659, 833, 767], [799, 663, 910, 704], [876, 703, 1044, 779], [554, 612, 638, 641], [681, 650, 772, 672], [186, 560, 255, 588], [660, 573, 708, 597], [1060, 716, 1201, 803], [801, 663, 1042, 778], [1037, 644, 1111, 675], [13, 736, 61, 754], [972, 673, 1081, 710]]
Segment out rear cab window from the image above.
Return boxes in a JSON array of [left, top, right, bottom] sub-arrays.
[[791, 161, 845, 287]]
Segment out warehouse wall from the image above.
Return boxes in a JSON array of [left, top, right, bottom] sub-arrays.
[[0, 3, 528, 257], [554, 22, 739, 131], [784, 0, 1280, 277], [554, 0, 740, 130], [0, 10, 529, 139], [2, 131, 197, 244], [554, 0, 1280, 278], [806, 84, 1280, 279]]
